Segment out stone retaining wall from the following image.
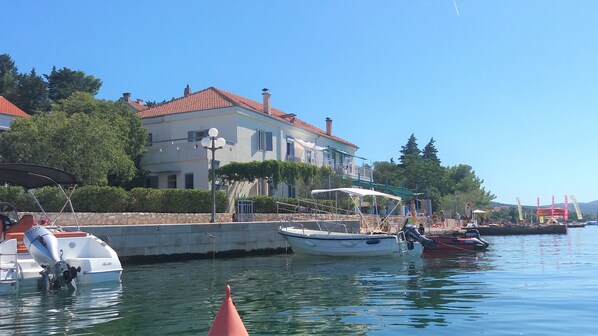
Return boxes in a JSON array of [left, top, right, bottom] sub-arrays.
[[31, 212, 460, 229], [63, 220, 361, 264]]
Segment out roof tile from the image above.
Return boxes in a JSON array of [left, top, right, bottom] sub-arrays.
[[138, 87, 355, 147], [0, 96, 29, 117]]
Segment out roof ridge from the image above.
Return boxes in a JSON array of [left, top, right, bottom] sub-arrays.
[[210, 87, 245, 108], [136, 86, 356, 148], [150, 86, 216, 110]]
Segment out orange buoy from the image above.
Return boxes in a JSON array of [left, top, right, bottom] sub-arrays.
[[208, 285, 249, 336]]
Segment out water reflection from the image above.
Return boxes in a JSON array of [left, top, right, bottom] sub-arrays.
[[203, 253, 496, 335], [3, 231, 596, 335], [0, 252, 495, 335], [0, 284, 123, 335]]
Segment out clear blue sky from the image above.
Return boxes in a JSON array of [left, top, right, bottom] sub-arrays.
[[3, 1, 597, 205]]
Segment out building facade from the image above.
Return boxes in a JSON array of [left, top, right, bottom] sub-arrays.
[[137, 87, 372, 200]]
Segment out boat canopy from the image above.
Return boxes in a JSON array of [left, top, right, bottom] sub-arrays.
[[311, 187, 402, 202], [0, 163, 78, 189]]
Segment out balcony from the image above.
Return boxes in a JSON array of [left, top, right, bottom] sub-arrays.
[[321, 159, 374, 182]]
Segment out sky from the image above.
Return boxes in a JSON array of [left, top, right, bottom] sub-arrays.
[[2, 1, 597, 205]]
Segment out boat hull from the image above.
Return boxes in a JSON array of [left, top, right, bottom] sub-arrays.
[[424, 236, 488, 252], [0, 233, 122, 294], [278, 227, 423, 257]]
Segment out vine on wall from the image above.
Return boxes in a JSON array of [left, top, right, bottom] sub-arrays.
[[216, 160, 333, 188]]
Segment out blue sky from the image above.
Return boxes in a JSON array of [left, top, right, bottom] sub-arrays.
[[3, 1, 597, 205]]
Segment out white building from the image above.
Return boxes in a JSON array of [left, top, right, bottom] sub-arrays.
[[0, 96, 29, 133], [137, 86, 372, 199]]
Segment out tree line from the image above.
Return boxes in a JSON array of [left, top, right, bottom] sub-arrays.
[[373, 134, 495, 217], [0, 54, 147, 187], [1, 54, 496, 217]]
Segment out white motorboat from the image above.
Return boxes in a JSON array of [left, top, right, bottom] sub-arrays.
[[277, 188, 435, 258], [0, 164, 122, 294]]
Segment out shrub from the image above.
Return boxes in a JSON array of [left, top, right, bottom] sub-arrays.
[[128, 188, 163, 212], [72, 186, 129, 212]]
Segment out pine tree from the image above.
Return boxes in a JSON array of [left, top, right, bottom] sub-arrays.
[[422, 137, 441, 165], [399, 133, 419, 166]]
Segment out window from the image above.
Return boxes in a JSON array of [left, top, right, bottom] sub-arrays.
[[185, 173, 194, 189], [147, 176, 159, 188], [147, 133, 153, 146], [167, 174, 177, 188], [257, 130, 273, 151], [188, 130, 207, 142], [286, 141, 294, 160]]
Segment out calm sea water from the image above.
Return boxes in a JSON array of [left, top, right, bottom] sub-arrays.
[[1, 226, 597, 335]]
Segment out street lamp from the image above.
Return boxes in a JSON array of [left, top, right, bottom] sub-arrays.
[[201, 127, 226, 223]]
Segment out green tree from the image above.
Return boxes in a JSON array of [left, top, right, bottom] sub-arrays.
[[438, 164, 495, 216], [399, 153, 448, 208], [45, 66, 102, 101], [374, 134, 495, 214], [373, 161, 403, 186], [53, 92, 147, 161], [52, 92, 147, 185], [0, 54, 18, 101], [13, 68, 50, 114], [399, 133, 419, 166], [0, 93, 147, 186], [421, 137, 440, 165], [0, 111, 134, 185]]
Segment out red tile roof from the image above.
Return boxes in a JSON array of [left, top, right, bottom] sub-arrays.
[[138, 87, 356, 147], [127, 100, 148, 112], [0, 96, 29, 117]]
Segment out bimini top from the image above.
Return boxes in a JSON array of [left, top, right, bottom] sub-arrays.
[[310, 187, 402, 202], [0, 163, 78, 189]]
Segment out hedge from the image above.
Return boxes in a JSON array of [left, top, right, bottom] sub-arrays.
[[0, 186, 228, 213]]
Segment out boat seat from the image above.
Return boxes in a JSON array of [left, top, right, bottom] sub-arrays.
[[5, 214, 36, 234], [53, 231, 88, 238], [3, 232, 28, 253]]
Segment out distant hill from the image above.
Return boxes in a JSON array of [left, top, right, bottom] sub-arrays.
[[491, 200, 598, 217]]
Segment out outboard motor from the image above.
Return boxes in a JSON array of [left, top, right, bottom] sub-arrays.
[[24, 225, 80, 290], [464, 229, 490, 249], [402, 225, 438, 248]]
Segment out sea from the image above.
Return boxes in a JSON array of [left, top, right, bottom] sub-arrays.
[[1, 226, 597, 335]]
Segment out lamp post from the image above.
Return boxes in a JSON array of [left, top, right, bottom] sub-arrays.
[[201, 128, 226, 223]]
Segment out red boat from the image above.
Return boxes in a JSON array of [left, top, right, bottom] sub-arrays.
[[425, 229, 490, 252]]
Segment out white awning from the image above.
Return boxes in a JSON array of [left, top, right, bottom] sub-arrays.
[[295, 139, 326, 151], [311, 188, 402, 202]]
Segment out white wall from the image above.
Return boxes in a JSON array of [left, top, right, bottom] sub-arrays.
[[140, 105, 359, 199]]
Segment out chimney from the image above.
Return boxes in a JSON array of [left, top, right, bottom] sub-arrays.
[[136, 99, 144, 105], [262, 88, 271, 115], [325, 117, 332, 136], [184, 84, 191, 97], [123, 92, 131, 102]]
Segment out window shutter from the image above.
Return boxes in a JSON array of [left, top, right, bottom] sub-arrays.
[[257, 130, 263, 150], [266, 132, 273, 151]]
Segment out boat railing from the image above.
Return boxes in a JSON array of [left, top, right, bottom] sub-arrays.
[[277, 200, 413, 234], [276, 200, 358, 233]]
